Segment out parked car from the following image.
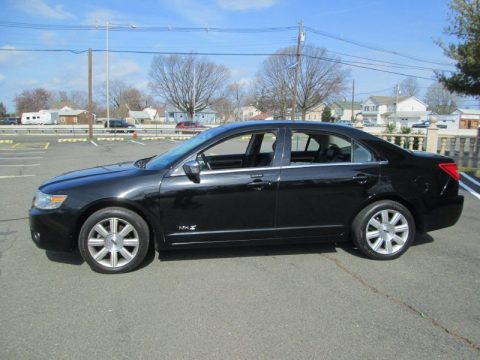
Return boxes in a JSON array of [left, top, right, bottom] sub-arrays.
[[29, 121, 464, 273], [362, 119, 375, 127], [175, 121, 209, 134], [336, 119, 353, 127], [412, 120, 447, 129], [0, 117, 19, 125], [104, 119, 136, 133]]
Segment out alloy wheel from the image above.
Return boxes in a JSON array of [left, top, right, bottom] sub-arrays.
[[87, 217, 140, 269], [365, 209, 409, 255]]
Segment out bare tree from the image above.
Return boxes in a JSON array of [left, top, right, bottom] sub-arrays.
[[15, 88, 52, 114], [254, 45, 349, 120], [98, 80, 155, 117], [393, 77, 420, 97], [0, 102, 7, 117], [211, 81, 251, 122], [424, 82, 462, 114], [149, 54, 230, 120], [51, 90, 88, 109]]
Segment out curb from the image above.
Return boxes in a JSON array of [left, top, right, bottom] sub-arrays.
[[58, 138, 88, 143], [141, 135, 192, 141], [97, 137, 125, 141]]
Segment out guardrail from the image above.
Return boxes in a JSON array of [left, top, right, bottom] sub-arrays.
[[0, 124, 213, 136]]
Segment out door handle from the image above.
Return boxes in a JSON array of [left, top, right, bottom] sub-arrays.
[[353, 173, 368, 184], [247, 180, 272, 190], [250, 174, 264, 178]]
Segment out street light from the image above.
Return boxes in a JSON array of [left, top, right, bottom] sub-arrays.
[[105, 22, 136, 130], [106, 21, 110, 130]]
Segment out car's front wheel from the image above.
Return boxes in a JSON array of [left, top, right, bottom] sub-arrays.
[[352, 200, 415, 260], [79, 207, 150, 273]]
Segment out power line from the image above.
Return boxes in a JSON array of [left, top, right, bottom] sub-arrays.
[[0, 21, 297, 33], [0, 47, 437, 80], [0, 20, 453, 68], [304, 26, 453, 67]]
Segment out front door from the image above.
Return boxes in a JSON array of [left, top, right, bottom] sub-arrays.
[[159, 129, 283, 245]]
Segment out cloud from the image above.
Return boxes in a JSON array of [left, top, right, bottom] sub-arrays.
[[15, 0, 73, 19], [0, 45, 27, 67], [166, 0, 225, 25], [0, 74, 5, 84], [83, 9, 123, 25], [110, 59, 141, 80], [39, 31, 64, 46], [215, 0, 279, 11]]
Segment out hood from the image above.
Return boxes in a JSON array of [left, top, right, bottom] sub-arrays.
[[40, 161, 137, 189]]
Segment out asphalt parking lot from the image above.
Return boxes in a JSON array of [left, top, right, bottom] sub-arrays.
[[0, 136, 479, 359]]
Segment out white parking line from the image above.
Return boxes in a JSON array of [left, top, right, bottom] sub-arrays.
[[461, 172, 480, 187], [459, 181, 480, 201], [90, 140, 98, 147], [0, 164, 40, 167], [0, 157, 43, 160], [130, 140, 145, 146], [0, 175, 36, 179], [0, 152, 45, 155]]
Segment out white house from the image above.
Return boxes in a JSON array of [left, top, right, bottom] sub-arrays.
[[331, 101, 362, 121], [362, 96, 429, 126], [142, 107, 166, 123], [238, 106, 261, 121], [452, 108, 480, 129]]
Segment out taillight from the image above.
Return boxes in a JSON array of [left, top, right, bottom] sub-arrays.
[[439, 162, 460, 181]]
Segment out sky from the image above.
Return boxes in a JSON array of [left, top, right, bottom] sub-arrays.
[[0, 0, 477, 112]]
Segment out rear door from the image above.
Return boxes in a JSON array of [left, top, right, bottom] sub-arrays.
[[276, 128, 381, 239]]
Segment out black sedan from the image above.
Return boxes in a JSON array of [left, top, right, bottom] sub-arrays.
[[29, 121, 464, 273], [411, 120, 447, 129]]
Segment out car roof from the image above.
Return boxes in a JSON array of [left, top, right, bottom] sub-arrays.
[[218, 120, 377, 138]]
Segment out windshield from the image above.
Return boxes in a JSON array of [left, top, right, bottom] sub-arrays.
[[146, 126, 225, 169]]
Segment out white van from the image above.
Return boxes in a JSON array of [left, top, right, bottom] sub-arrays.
[[21, 111, 59, 125]]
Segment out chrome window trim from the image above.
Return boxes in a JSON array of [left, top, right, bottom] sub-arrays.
[[167, 161, 387, 177]]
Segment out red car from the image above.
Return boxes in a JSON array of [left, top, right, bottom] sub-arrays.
[[175, 121, 209, 134]]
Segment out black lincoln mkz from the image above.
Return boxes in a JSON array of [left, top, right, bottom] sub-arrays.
[[29, 121, 464, 273]]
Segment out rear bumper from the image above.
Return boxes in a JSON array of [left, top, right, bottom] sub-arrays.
[[29, 207, 77, 251], [423, 195, 464, 233]]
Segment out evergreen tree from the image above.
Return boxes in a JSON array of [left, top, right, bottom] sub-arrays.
[[436, 0, 480, 97]]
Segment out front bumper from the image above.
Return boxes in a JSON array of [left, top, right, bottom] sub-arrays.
[[423, 195, 464, 233], [29, 207, 77, 251]]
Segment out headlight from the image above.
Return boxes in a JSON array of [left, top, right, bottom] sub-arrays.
[[33, 190, 67, 210]]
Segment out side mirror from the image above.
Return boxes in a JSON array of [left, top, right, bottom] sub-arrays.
[[183, 160, 201, 183]]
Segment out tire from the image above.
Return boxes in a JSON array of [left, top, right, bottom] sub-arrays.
[[78, 207, 150, 273], [351, 200, 415, 260]]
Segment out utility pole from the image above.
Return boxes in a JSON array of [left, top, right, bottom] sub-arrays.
[[88, 48, 93, 139], [291, 19, 303, 120], [106, 21, 110, 130], [192, 63, 196, 122], [351, 79, 355, 122], [394, 83, 400, 126]]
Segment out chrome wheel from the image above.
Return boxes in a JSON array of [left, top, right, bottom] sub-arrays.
[[87, 217, 140, 269], [365, 209, 409, 255]]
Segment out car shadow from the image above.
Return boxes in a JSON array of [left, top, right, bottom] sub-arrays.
[[158, 241, 339, 262], [338, 233, 435, 259], [46, 249, 84, 265], [45, 245, 157, 270]]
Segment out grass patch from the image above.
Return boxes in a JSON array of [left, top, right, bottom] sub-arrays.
[[459, 166, 480, 177]]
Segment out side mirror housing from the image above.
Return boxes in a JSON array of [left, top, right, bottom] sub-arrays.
[[183, 160, 201, 183]]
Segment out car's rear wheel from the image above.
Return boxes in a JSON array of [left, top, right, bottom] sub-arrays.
[[352, 200, 415, 260], [79, 207, 150, 273]]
